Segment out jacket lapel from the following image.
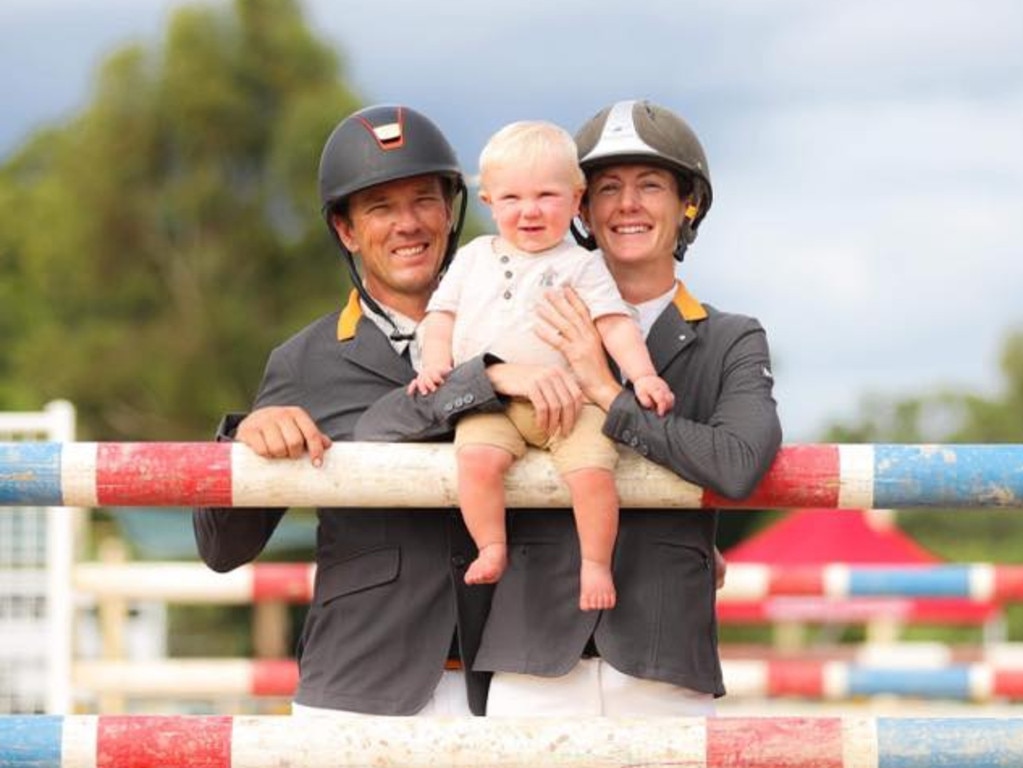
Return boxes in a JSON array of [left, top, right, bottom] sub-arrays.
[[336, 289, 416, 386], [646, 282, 706, 372]]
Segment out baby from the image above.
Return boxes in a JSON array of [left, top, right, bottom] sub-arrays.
[[411, 120, 673, 610]]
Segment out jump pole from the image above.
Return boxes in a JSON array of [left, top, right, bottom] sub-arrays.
[[3, 714, 1023, 768], [69, 561, 1023, 603], [3, 442, 1023, 509], [67, 658, 1023, 702]]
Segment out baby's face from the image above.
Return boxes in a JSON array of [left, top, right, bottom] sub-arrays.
[[480, 157, 583, 253]]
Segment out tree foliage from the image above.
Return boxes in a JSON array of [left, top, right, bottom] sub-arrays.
[[821, 328, 1023, 573], [822, 327, 1023, 444], [0, 0, 360, 439]]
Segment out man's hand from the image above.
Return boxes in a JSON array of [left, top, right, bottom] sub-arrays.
[[236, 406, 332, 467], [714, 547, 727, 590]]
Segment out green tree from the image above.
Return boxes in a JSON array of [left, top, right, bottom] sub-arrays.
[[820, 328, 1023, 567], [0, 0, 360, 439], [822, 327, 1023, 444]]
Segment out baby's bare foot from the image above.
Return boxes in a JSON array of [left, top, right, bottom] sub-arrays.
[[579, 558, 616, 611], [465, 542, 508, 585]]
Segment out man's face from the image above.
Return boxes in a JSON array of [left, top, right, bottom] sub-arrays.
[[333, 174, 452, 315]]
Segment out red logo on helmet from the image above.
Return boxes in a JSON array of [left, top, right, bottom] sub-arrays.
[[356, 107, 406, 151]]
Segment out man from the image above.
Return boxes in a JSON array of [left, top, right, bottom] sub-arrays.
[[192, 104, 499, 716], [355, 100, 782, 716]]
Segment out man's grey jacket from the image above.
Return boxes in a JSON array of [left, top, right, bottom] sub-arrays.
[[193, 291, 497, 715]]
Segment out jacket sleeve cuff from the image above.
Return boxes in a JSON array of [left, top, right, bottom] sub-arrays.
[[353, 355, 505, 442], [214, 413, 248, 442]]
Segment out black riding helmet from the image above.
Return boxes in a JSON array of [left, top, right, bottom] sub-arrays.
[[571, 99, 712, 262], [318, 104, 467, 336]]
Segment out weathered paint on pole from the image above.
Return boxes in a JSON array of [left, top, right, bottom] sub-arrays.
[[2, 715, 1023, 767], [3, 442, 1023, 509]]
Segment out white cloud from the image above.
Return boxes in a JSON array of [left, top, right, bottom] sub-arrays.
[[765, 1, 1023, 92]]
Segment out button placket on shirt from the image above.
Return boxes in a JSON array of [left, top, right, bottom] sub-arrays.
[[500, 254, 513, 300]]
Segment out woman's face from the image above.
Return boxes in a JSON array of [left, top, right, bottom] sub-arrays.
[[582, 164, 687, 268]]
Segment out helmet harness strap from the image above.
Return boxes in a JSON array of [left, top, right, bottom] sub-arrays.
[[327, 226, 414, 341], [569, 217, 597, 252], [674, 200, 701, 262]]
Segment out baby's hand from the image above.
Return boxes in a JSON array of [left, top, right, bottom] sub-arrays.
[[408, 364, 451, 396], [632, 375, 675, 416]]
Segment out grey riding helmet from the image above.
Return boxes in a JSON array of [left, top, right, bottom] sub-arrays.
[[318, 104, 467, 277], [574, 100, 712, 260]]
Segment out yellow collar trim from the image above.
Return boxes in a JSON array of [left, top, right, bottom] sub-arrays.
[[673, 281, 708, 322], [337, 289, 363, 340], [339, 283, 705, 339]]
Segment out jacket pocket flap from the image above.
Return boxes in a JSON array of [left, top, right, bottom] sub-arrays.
[[316, 546, 400, 603]]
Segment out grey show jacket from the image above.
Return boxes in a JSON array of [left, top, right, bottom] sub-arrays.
[[193, 291, 499, 715]]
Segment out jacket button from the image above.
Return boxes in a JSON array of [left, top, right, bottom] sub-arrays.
[[464, 393, 475, 404], [443, 402, 454, 412], [452, 555, 467, 568], [454, 397, 464, 407]]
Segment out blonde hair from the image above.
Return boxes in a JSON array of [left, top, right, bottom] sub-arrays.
[[478, 121, 586, 191]]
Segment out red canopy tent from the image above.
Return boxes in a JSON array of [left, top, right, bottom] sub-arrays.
[[718, 509, 1000, 627]]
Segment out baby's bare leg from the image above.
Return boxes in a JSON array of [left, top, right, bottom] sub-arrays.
[[562, 467, 619, 611], [457, 444, 515, 584]]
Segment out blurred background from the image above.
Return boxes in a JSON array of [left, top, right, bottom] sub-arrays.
[[2, 0, 1022, 443], [1, 0, 1023, 717]]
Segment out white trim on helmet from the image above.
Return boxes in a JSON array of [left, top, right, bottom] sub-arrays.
[[578, 100, 658, 164]]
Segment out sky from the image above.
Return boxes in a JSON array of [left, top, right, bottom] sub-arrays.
[[2, 0, 1022, 441]]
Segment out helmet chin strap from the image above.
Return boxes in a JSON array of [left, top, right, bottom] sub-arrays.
[[570, 217, 598, 251], [440, 183, 469, 272], [674, 200, 702, 262], [330, 228, 417, 342], [673, 236, 689, 262]]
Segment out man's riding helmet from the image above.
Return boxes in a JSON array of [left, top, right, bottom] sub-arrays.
[[572, 99, 712, 261], [318, 105, 467, 333]]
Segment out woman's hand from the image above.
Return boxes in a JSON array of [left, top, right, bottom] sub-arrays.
[[486, 362, 583, 437], [536, 287, 623, 411]]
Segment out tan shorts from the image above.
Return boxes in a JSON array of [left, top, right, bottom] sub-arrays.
[[454, 400, 618, 475]]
